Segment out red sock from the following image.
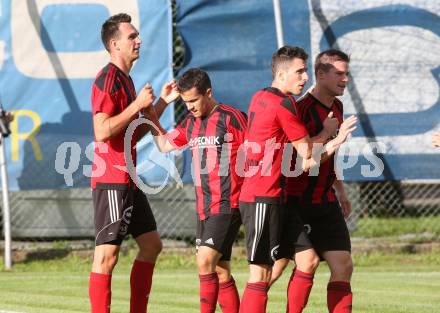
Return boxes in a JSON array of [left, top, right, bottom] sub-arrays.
[[286, 269, 314, 313], [218, 276, 240, 313], [239, 282, 268, 313], [199, 272, 219, 313], [327, 281, 352, 313], [89, 272, 111, 313], [130, 259, 155, 313]]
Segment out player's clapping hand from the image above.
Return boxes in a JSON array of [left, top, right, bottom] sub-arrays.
[[323, 111, 339, 138], [432, 131, 440, 147], [334, 115, 357, 145], [160, 80, 180, 104], [136, 83, 156, 111]]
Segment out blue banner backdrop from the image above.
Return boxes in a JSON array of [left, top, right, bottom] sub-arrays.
[[176, 0, 440, 181], [1, 0, 439, 190], [0, 0, 174, 190]]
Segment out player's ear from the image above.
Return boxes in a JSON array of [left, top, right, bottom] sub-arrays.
[[109, 37, 119, 52], [275, 68, 285, 82], [205, 88, 213, 98], [316, 68, 325, 80]]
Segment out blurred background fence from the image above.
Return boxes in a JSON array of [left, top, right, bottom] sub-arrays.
[[1, 0, 440, 253], [2, 181, 440, 243]]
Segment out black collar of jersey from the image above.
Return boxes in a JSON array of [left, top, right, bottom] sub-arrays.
[[109, 62, 131, 80], [263, 87, 295, 99], [308, 92, 334, 112], [191, 102, 222, 121]]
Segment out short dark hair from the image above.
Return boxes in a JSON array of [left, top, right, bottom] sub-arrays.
[[314, 49, 350, 76], [101, 13, 131, 51], [177, 68, 212, 95], [272, 46, 308, 78]]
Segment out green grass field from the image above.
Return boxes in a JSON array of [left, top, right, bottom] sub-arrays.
[[1, 250, 439, 313], [354, 217, 440, 237]]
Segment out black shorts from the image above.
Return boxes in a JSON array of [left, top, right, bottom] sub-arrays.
[[278, 207, 313, 259], [281, 196, 351, 259], [239, 200, 282, 265], [92, 183, 157, 246], [196, 211, 242, 261]]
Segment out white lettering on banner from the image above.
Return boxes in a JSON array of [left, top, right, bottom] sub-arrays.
[[11, 0, 139, 78]]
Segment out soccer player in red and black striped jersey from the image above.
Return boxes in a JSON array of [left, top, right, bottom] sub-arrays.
[[274, 49, 355, 313], [89, 13, 177, 313], [238, 46, 357, 313], [145, 68, 246, 313]]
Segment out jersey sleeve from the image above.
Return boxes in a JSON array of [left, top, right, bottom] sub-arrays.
[[166, 116, 190, 149], [226, 110, 247, 146], [276, 98, 308, 141], [226, 110, 247, 194], [91, 85, 116, 116]]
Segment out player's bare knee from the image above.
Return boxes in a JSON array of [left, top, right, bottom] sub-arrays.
[[296, 251, 320, 274], [249, 264, 272, 283], [94, 253, 118, 273], [138, 240, 162, 262], [300, 262, 319, 274], [151, 238, 163, 256], [309, 254, 320, 272], [197, 254, 215, 273], [216, 261, 231, 282], [331, 256, 353, 280], [216, 268, 231, 283], [342, 257, 354, 277]]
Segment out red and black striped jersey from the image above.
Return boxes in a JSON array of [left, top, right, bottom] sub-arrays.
[[239, 87, 308, 204], [167, 104, 247, 220], [285, 92, 343, 204], [91, 63, 138, 189]]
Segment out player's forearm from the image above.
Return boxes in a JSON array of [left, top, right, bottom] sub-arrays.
[[143, 108, 175, 153], [94, 102, 140, 142], [311, 128, 332, 144], [135, 98, 169, 140], [301, 136, 343, 171], [154, 97, 170, 119], [153, 134, 175, 153], [333, 179, 346, 196], [136, 123, 151, 140]]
